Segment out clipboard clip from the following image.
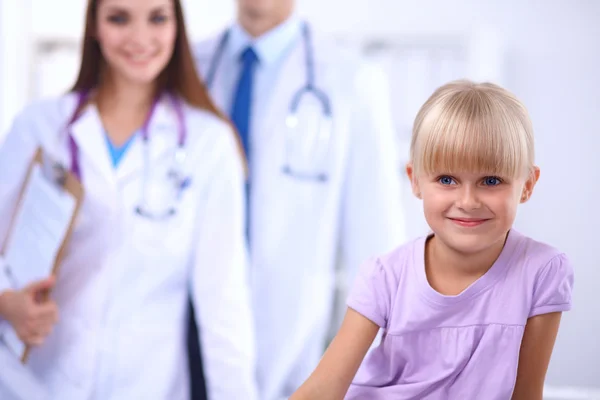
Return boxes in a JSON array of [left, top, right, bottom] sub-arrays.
[[50, 162, 69, 188], [3, 263, 17, 289], [0, 256, 16, 289], [39, 152, 69, 188]]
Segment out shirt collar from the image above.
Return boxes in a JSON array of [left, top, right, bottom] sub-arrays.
[[227, 15, 303, 66]]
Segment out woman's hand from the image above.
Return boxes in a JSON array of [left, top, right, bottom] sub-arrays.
[[0, 276, 59, 346]]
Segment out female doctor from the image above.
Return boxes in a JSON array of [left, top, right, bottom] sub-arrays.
[[0, 0, 258, 399]]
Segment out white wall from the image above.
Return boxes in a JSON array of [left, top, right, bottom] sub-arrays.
[[0, 1, 3, 133], [502, 4, 600, 391], [1, 0, 598, 394], [0, 0, 32, 134], [30, 0, 235, 41]]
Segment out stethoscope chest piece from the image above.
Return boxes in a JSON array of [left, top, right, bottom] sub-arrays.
[[282, 103, 333, 183], [136, 143, 191, 219]]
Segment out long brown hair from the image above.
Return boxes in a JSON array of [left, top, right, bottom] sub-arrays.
[[70, 0, 247, 171]]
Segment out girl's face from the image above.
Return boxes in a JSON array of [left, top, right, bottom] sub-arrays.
[[407, 165, 540, 256], [95, 0, 177, 86]]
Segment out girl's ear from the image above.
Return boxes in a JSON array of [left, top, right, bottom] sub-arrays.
[[520, 166, 540, 203], [406, 163, 422, 199]]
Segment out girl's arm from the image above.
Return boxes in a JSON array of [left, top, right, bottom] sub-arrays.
[[511, 312, 563, 400], [290, 308, 380, 400]]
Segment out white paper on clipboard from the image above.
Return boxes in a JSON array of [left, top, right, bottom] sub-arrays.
[[0, 162, 76, 357], [3, 163, 76, 288]]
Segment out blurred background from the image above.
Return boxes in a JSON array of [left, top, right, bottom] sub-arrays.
[[0, 0, 598, 398]]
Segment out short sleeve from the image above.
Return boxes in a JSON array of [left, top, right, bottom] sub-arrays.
[[529, 253, 574, 318], [346, 257, 395, 328]]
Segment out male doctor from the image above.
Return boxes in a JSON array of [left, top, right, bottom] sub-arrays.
[[191, 1, 406, 399]]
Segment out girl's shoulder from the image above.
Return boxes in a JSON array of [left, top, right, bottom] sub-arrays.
[[347, 237, 426, 328], [506, 230, 574, 317]]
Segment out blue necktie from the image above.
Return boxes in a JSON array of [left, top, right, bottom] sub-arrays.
[[230, 46, 258, 242]]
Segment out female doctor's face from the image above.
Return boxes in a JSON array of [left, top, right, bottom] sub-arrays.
[[95, 0, 177, 86]]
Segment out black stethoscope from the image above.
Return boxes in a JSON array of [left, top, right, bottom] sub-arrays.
[[204, 22, 334, 182]]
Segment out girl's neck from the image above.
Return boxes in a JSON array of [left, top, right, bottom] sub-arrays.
[[425, 233, 507, 295], [95, 74, 156, 146]]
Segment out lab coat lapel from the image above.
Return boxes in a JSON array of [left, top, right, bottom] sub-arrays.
[[117, 96, 179, 182], [70, 104, 114, 185]]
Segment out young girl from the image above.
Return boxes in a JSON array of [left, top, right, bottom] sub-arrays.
[[0, 0, 257, 399], [290, 80, 574, 400]]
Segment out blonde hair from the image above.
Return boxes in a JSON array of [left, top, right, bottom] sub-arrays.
[[410, 80, 535, 178]]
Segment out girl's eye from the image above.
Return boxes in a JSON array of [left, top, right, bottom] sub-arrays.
[[483, 176, 502, 186], [438, 176, 456, 185]]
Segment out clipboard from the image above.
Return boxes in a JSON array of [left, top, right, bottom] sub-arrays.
[[0, 147, 84, 363]]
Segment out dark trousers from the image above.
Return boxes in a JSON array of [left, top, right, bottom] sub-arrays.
[[187, 301, 208, 400]]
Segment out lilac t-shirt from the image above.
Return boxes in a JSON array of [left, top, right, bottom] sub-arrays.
[[345, 229, 574, 400]]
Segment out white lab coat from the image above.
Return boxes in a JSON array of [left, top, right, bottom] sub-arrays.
[[0, 93, 258, 400], [195, 27, 406, 400]]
